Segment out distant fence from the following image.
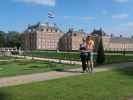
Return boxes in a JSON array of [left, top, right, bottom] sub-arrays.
[[0, 48, 18, 52], [105, 48, 133, 56], [0, 48, 23, 56]]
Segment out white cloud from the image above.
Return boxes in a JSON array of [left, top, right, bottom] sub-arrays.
[[105, 26, 132, 37], [77, 16, 93, 20], [112, 14, 129, 19], [105, 22, 133, 37], [121, 22, 133, 27], [126, 22, 133, 27], [114, 0, 129, 3], [15, 0, 56, 6], [63, 16, 93, 21]]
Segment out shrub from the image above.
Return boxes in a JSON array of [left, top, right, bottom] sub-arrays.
[[96, 37, 105, 64]]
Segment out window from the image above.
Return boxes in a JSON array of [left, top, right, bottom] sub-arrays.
[[73, 33, 77, 36], [41, 29, 44, 31], [55, 29, 58, 32]]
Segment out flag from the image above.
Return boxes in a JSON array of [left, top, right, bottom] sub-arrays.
[[48, 11, 55, 18]]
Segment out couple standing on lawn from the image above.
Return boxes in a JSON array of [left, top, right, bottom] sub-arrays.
[[80, 35, 95, 73]]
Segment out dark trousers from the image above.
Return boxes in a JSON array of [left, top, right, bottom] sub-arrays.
[[81, 60, 86, 71], [80, 53, 87, 71]]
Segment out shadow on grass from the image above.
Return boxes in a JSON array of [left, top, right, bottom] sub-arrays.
[[0, 91, 10, 100], [47, 65, 80, 73], [57, 68, 82, 73], [53, 68, 64, 72], [29, 65, 46, 69], [23, 65, 47, 70], [0, 61, 12, 66], [16, 60, 34, 66], [115, 66, 133, 77]]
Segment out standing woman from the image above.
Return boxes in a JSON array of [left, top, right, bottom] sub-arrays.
[[86, 35, 95, 72], [80, 38, 87, 73]]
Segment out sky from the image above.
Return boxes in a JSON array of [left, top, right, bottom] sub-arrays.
[[0, 0, 133, 37]]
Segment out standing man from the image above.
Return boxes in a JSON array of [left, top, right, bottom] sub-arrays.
[[86, 35, 95, 72], [80, 38, 88, 73]]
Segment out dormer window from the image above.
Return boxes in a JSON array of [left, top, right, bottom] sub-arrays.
[[46, 28, 48, 32], [55, 29, 58, 32], [74, 33, 77, 36], [41, 29, 44, 31]]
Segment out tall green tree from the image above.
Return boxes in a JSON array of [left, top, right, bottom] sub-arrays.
[[19, 33, 25, 50], [96, 36, 105, 64], [0, 31, 6, 47], [6, 31, 21, 49]]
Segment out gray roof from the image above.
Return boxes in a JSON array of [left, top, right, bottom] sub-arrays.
[[91, 29, 107, 36], [66, 28, 85, 37], [110, 37, 133, 43], [27, 22, 62, 33]]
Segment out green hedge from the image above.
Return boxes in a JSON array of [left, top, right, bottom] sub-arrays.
[[26, 51, 133, 64], [28, 51, 80, 61]]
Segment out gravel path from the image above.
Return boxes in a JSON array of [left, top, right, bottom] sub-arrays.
[[0, 62, 133, 88]]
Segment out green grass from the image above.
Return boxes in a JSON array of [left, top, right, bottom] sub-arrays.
[[0, 59, 80, 77], [27, 50, 133, 64], [104, 55, 133, 64], [0, 56, 15, 60], [29, 50, 80, 61], [1, 67, 133, 100]]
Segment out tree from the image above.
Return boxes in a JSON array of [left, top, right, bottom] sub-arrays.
[[19, 33, 25, 50], [5, 31, 21, 49], [0, 31, 6, 47], [96, 36, 105, 64]]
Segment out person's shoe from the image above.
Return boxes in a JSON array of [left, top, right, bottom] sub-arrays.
[[81, 71, 85, 73], [86, 69, 89, 72]]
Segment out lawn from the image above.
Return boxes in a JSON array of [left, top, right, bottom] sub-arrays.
[[29, 50, 80, 61], [27, 50, 133, 64], [0, 59, 80, 77], [104, 55, 133, 64], [1, 67, 133, 100], [0, 56, 15, 60]]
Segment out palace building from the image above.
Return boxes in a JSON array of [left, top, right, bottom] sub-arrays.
[[23, 22, 133, 51], [23, 22, 64, 50], [91, 29, 133, 51], [23, 22, 85, 51], [59, 28, 85, 51]]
